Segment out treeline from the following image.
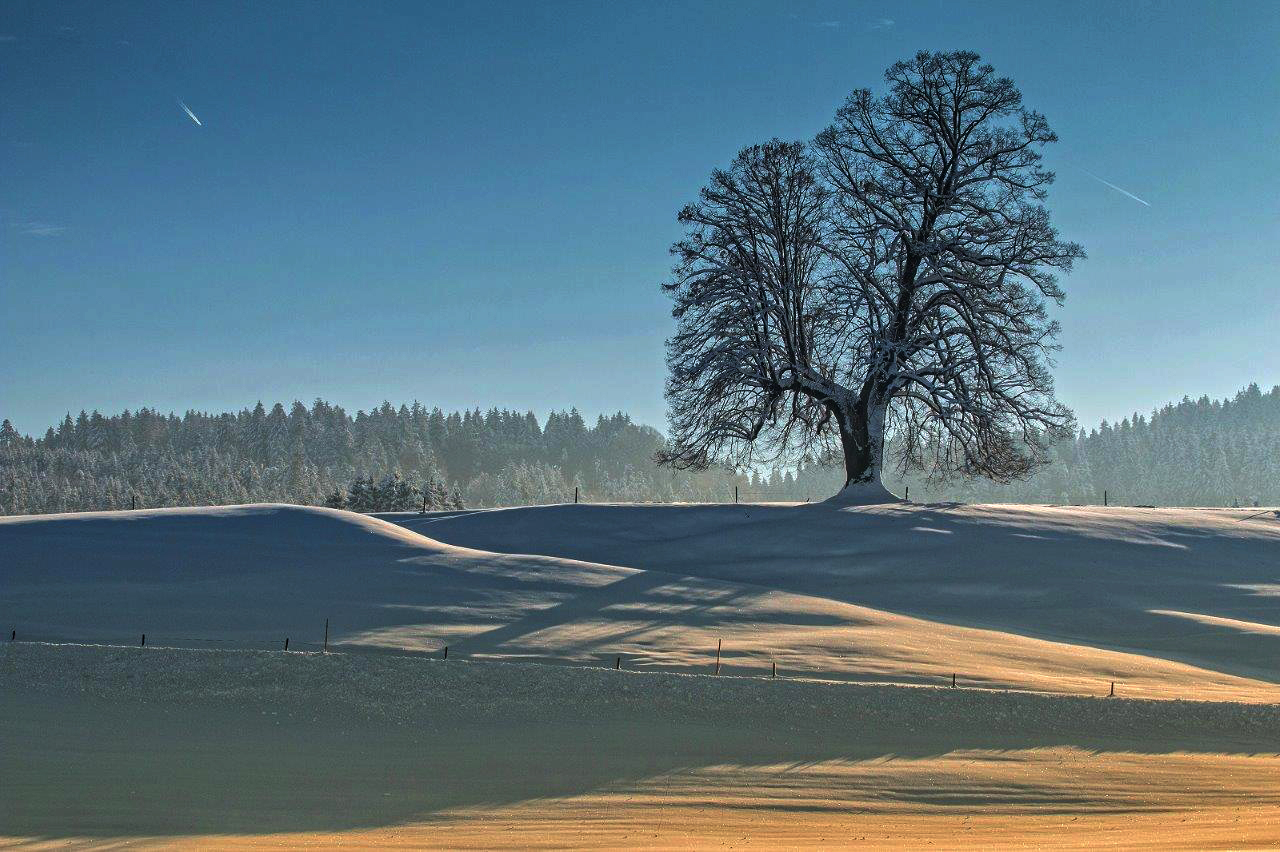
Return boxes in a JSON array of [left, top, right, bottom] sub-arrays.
[[0, 401, 735, 515], [1, 384, 1277, 515]]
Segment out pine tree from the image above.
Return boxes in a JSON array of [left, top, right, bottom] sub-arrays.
[[346, 475, 375, 512], [376, 473, 417, 511]]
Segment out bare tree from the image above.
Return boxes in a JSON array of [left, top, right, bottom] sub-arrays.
[[659, 140, 832, 476], [659, 51, 1082, 498]]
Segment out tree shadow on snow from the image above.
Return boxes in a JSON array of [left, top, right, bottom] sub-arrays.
[[4, 646, 1279, 840]]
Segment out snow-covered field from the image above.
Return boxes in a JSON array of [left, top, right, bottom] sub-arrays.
[[383, 500, 1280, 694], [3, 500, 1279, 846], [5, 501, 1278, 699], [4, 642, 1279, 847]]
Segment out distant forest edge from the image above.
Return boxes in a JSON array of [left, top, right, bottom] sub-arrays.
[[2, 383, 1278, 515]]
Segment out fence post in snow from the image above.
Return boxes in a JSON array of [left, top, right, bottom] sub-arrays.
[[715, 638, 722, 674], [615, 656, 620, 670], [1104, 490, 1108, 507], [141, 633, 146, 647], [443, 645, 448, 659], [734, 486, 738, 504], [772, 660, 776, 678], [284, 637, 289, 651], [951, 672, 956, 688], [574, 486, 579, 504], [323, 618, 329, 653]]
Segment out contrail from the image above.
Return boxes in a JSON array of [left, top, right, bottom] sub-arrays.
[[178, 100, 203, 126], [1077, 167, 1149, 207]]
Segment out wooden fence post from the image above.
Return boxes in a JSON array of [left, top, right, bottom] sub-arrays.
[[323, 618, 329, 653], [574, 486, 579, 504], [615, 656, 620, 670], [734, 486, 738, 504], [951, 672, 956, 688], [284, 637, 289, 651], [141, 633, 146, 647], [443, 645, 448, 659], [715, 638, 722, 674]]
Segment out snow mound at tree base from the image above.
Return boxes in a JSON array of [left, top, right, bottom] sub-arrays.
[[823, 479, 901, 506]]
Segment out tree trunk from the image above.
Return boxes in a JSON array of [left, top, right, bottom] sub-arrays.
[[836, 397, 887, 487]]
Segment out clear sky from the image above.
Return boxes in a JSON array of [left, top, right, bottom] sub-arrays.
[[2, 0, 1277, 437]]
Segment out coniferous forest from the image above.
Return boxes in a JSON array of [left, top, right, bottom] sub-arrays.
[[1, 383, 1277, 515]]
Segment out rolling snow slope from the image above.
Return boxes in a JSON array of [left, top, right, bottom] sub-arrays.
[[4, 502, 1280, 847], [384, 501, 1280, 687], [2, 501, 1278, 700]]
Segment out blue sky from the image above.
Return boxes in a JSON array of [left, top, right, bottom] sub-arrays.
[[2, 0, 1277, 436]]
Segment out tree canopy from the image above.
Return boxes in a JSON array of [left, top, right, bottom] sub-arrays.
[[660, 51, 1082, 497]]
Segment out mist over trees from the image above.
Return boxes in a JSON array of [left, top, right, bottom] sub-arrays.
[[661, 51, 1080, 495], [0, 401, 735, 515], [0, 384, 1277, 515], [774, 384, 1280, 507]]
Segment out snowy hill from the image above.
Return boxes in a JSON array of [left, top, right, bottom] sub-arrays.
[[5, 500, 1280, 846], [389, 501, 1280, 689], [3, 501, 1278, 701]]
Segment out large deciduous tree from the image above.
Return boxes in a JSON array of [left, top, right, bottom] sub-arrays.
[[659, 51, 1083, 500]]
